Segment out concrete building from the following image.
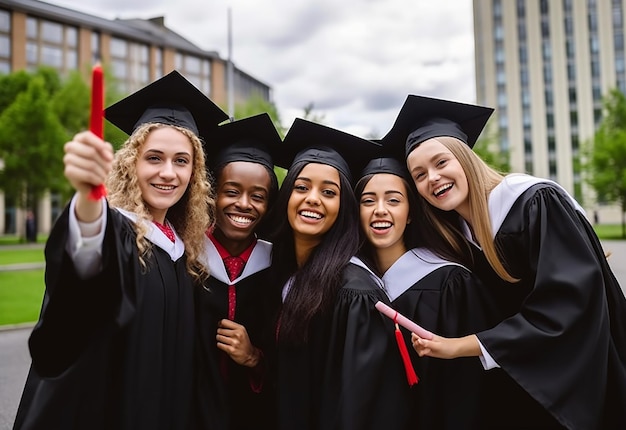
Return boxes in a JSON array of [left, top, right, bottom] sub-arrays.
[[473, 0, 623, 222], [0, 0, 272, 236]]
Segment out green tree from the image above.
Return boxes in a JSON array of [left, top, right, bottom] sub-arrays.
[[0, 76, 67, 212], [586, 88, 626, 238], [473, 127, 510, 173], [233, 95, 287, 184]]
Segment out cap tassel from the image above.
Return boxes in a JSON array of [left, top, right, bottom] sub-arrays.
[[394, 313, 418, 386]]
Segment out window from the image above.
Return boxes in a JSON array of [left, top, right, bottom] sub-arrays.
[[41, 21, 63, 44], [0, 9, 10, 32]]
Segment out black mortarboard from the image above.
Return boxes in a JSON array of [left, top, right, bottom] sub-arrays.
[[359, 157, 412, 185], [105, 70, 229, 140], [381, 95, 494, 157], [205, 113, 282, 172], [275, 118, 382, 184]]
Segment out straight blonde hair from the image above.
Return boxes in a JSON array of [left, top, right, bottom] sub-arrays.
[[413, 136, 518, 283]]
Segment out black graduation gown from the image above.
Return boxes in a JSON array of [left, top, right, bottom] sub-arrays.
[[276, 262, 414, 430], [13, 203, 199, 430], [352, 250, 501, 430], [469, 174, 626, 430], [195, 238, 278, 430]]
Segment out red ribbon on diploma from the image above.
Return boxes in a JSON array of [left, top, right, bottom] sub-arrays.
[[88, 63, 107, 200]]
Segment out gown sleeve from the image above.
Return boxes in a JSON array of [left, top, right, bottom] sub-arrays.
[[27, 203, 137, 378], [476, 184, 626, 430]]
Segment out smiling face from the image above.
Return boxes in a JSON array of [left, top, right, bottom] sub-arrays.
[[136, 127, 194, 223], [213, 161, 272, 254], [406, 138, 470, 220], [359, 173, 410, 256], [287, 163, 341, 246]]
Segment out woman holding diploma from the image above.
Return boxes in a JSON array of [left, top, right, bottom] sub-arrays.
[[384, 94, 626, 429], [14, 71, 228, 430], [270, 119, 413, 430], [352, 156, 500, 430]]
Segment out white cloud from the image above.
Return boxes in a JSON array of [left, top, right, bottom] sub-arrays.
[[46, 0, 476, 139]]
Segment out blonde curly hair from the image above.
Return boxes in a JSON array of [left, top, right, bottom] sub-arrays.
[[106, 122, 214, 282]]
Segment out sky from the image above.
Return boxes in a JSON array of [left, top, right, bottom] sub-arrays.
[[45, 0, 477, 139]]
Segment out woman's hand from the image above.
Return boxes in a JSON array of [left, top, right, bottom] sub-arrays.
[[411, 333, 481, 359], [217, 319, 262, 368], [64, 131, 114, 222]]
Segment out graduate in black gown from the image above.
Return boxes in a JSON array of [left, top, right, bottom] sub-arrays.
[[351, 156, 502, 429], [383, 94, 626, 430], [195, 113, 282, 430], [13, 71, 228, 430], [269, 119, 414, 430]]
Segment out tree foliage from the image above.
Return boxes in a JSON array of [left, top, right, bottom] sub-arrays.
[[586, 88, 626, 237], [0, 75, 67, 207]]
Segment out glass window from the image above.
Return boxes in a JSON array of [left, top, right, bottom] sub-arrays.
[[0, 60, 9, 74], [65, 50, 77, 69], [110, 38, 128, 57], [26, 42, 38, 63], [66, 27, 77, 47], [498, 114, 508, 128], [91, 32, 101, 62], [154, 48, 163, 78], [567, 63, 576, 80], [112, 58, 127, 79], [0, 9, 10, 32], [0, 34, 9, 58], [139, 44, 149, 63], [175, 53, 183, 69], [613, 6, 623, 27], [41, 45, 62, 67], [41, 20, 63, 44], [591, 60, 600, 77], [185, 56, 201, 74], [26, 17, 37, 39]]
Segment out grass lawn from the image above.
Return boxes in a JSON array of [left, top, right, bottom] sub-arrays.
[[0, 248, 44, 265], [0, 270, 44, 326], [593, 224, 625, 240]]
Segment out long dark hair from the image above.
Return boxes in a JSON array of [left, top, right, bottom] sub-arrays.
[[269, 160, 359, 344]]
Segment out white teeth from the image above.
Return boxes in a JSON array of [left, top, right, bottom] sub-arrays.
[[230, 215, 253, 224], [434, 183, 452, 196], [300, 210, 322, 219], [154, 184, 175, 190], [372, 222, 392, 229]]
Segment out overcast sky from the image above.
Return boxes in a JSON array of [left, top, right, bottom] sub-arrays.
[[46, 0, 476, 139]]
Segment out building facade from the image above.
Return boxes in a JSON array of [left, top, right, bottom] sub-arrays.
[[0, 0, 272, 236], [473, 0, 623, 222]]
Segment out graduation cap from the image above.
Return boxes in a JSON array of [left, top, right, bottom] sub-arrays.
[[205, 113, 282, 172], [359, 157, 412, 185], [275, 118, 382, 184], [104, 70, 229, 140], [381, 95, 494, 158]]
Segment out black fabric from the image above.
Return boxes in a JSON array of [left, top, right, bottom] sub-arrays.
[[474, 183, 626, 430], [195, 268, 279, 430], [205, 113, 282, 172], [104, 70, 228, 139], [275, 263, 414, 430], [390, 262, 503, 430], [13, 205, 208, 430], [380, 94, 493, 159], [359, 156, 412, 184], [275, 118, 382, 183]]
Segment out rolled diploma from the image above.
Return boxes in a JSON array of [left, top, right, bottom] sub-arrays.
[[375, 301, 434, 340]]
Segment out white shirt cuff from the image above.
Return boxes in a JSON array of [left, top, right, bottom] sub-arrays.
[[478, 338, 500, 370], [65, 194, 107, 279]]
